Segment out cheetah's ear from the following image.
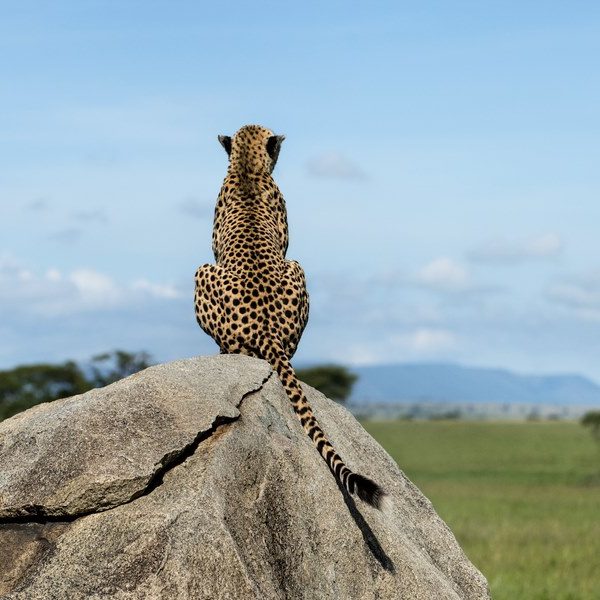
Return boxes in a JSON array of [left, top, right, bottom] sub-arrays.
[[218, 135, 232, 157], [266, 135, 285, 164]]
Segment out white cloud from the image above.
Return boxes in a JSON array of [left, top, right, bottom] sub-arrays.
[[0, 258, 182, 317], [546, 270, 600, 320], [342, 345, 386, 366], [337, 328, 457, 366], [0, 255, 31, 281], [70, 269, 121, 305], [45, 268, 62, 282], [132, 279, 182, 300], [0, 256, 209, 369], [306, 153, 367, 180], [469, 232, 563, 264], [17, 269, 33, 282], [393, 328, 457, 353], [366, 260, 500, 299], [528, 232, 563, 256], [416, 257, 471, 292]]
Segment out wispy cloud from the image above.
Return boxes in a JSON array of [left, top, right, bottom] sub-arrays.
[[131, 279, 182, 299], [0, 257, 209, 369], [26, 198, 49, 211], [416, 257, 471, 293], [0, 257, 183, 317], [306, 153, 367, 180], [48, 227, 83, 244], [546, 270, 600, 320], [469, 232, 563, 264], [367, 258, 500, 297], [72, 209, 109, 224], [392, 328, 457, 353], [411, 256, 501, 297], [330, 327, 458, 366], [178, 197, 213, 220]]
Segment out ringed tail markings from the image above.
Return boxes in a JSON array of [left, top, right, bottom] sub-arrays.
[[263, 339, 386, 510]]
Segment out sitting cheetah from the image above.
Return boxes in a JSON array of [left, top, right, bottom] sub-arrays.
[[194, 124, 385, 509]]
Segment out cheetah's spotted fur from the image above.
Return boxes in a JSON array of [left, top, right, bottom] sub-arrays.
[[194, 124, 385, 508]]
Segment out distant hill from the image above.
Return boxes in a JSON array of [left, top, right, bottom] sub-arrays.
[[349, 363, 600, 406]]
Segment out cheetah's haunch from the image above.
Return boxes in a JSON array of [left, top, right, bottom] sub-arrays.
[[194, 124, 386, 509]]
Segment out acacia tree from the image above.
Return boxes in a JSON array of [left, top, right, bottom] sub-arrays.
[[581, 410, 600, 442], [295, 364, 358, 402], [0, 361, 92, 420], [90, 350, 153, 387], [0, 350, 153, 421]]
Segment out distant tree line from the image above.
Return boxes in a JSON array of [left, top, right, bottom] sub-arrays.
[[0, 352, 357, 422], [0, 350, 152, 421]]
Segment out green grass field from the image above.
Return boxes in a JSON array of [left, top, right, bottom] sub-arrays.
[[362, 420, 600, 600]]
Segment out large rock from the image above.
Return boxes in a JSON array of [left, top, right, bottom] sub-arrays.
[[0, 355, 490, 600]]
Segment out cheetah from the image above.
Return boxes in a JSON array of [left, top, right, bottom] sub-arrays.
[[194, 124, 386, 509]]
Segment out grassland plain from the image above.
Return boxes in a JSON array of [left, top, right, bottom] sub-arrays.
[[362, 420, 600, 600]]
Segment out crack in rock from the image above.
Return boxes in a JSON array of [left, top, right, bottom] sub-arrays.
[[0, 371, 273, 526], [0, 359, 491, 599]]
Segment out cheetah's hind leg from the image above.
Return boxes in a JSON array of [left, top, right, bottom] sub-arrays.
[[194, 264, 252, 356], [194, 264, 229, 351]]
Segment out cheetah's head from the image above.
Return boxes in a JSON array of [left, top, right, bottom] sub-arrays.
[[218, 124, 285, 174]]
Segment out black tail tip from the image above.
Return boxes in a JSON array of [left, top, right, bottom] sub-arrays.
[[352, 474, 388, 510]]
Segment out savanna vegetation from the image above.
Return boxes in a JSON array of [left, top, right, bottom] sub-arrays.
[[0, 350, 152, 421], [0, 353, 356, 421], [3, 352, 598, 599], [363, 420, 600, 600], [296, 364, 357, 402]]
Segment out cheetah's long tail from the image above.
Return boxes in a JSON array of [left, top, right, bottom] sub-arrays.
[[263, 341, 387, 510]]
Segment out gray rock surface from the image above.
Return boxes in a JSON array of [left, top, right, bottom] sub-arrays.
[[0, 355, 490, 600]]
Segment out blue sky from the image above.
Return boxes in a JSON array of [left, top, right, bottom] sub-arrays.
[[2, 2, 600, 380]]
